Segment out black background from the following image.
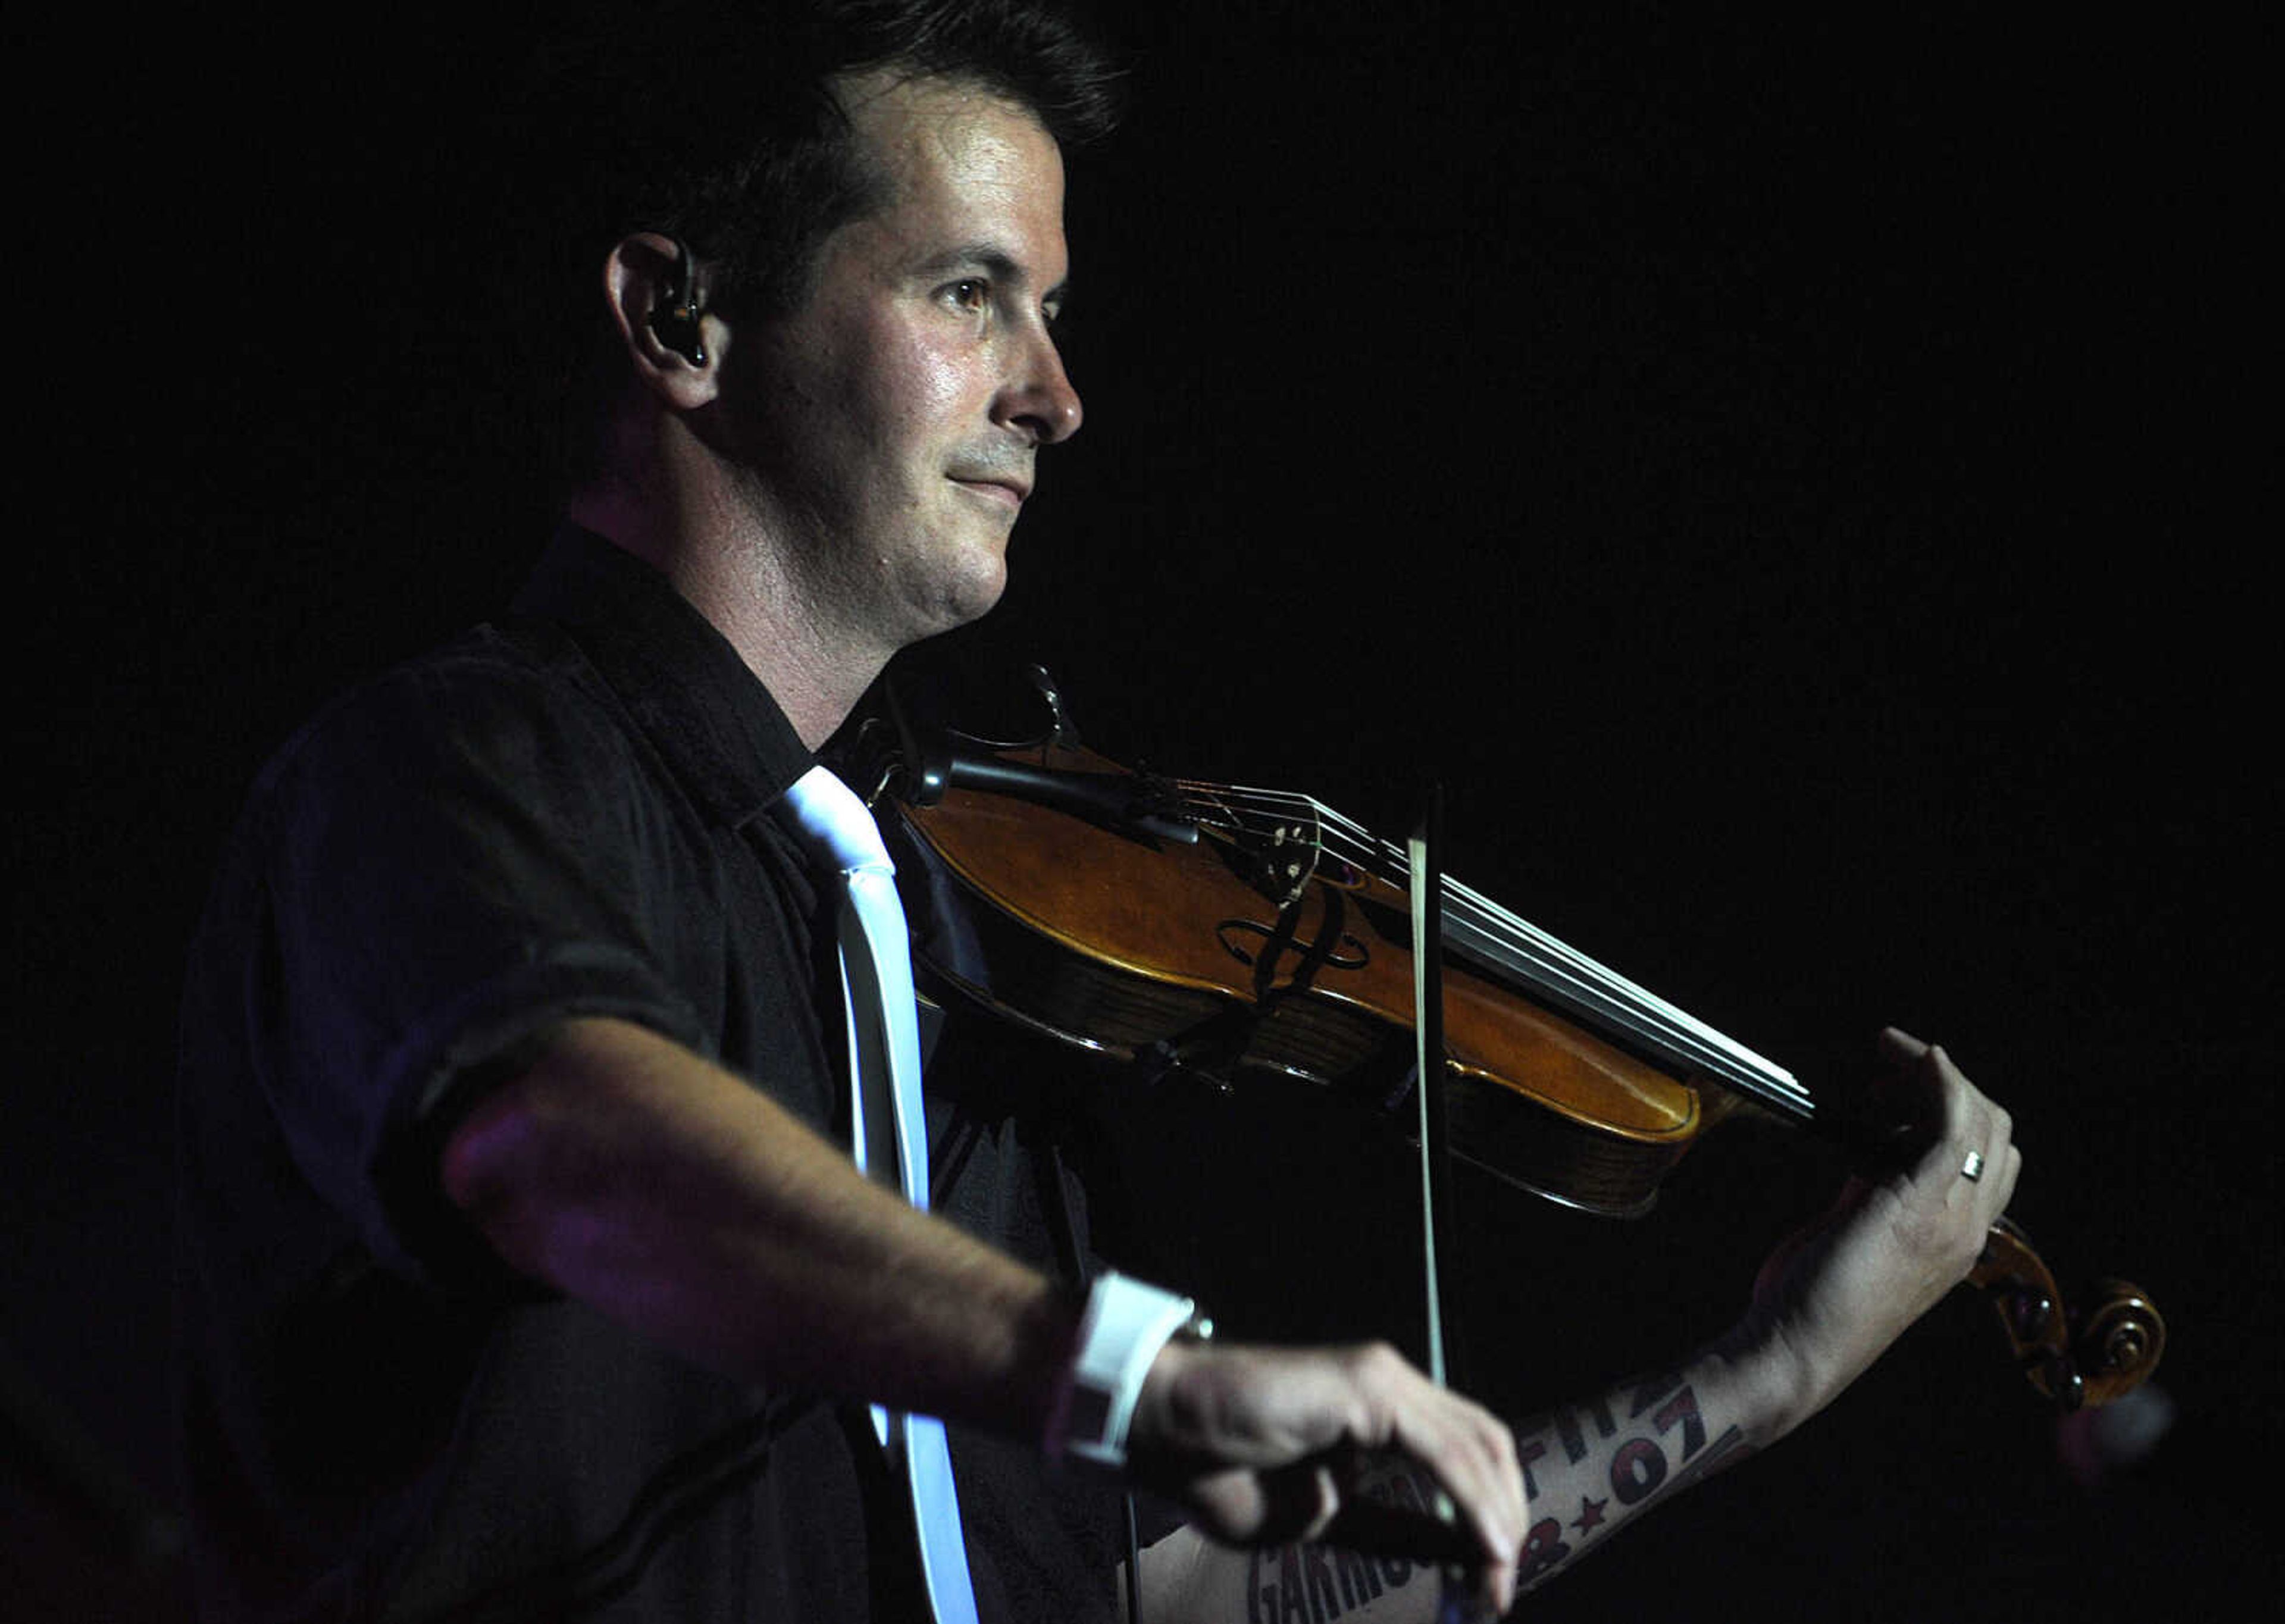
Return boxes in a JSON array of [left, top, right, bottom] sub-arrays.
[[9, 4, 2274, 1617]]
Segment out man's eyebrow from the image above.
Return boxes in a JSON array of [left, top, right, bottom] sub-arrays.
[[915, 244, 1071, 307]]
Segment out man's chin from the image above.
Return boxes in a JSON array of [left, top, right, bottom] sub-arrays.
[[902, 550, 1011, 644], [938, 567, 1012, 634]]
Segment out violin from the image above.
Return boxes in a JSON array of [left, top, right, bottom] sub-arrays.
[[841, 676, 2165, 1412]]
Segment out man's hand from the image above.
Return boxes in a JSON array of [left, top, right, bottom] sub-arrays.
[[1734, 1027, 2023, 1432], [1127, 1336, 1526, 1616]]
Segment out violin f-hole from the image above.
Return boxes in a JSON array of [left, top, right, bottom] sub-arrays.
[[1214, 918, 1369, 976]]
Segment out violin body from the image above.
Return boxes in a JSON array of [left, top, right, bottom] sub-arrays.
[[890, 742, 1713, 1218]]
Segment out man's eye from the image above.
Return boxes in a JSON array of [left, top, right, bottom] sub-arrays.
[[947, 279, 989, 311]]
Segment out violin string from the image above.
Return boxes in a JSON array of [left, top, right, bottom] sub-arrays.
[[1172, 778, 1810, 1113]]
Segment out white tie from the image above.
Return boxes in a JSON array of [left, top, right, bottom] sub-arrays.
[[781, 765, 979, 1624]]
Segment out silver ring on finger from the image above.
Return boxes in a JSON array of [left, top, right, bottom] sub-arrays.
[[1960, 1149, 1985, 1182]]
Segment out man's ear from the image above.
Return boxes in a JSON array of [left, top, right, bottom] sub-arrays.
[[603, 232, 723, 409]]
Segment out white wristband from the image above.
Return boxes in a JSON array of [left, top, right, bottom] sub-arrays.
[[1056, 1271, 1207, 1469]]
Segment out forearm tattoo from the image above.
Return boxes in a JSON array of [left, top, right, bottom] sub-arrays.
[[1511, 1369, 1749, 1588], [1239, 1471, 1434, 1622]]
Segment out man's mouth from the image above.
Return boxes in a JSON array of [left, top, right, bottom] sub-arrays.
[[949, 473, 1030, 509]]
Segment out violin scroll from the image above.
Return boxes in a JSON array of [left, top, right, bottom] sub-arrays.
[[1968, 1216, 2166, 1410]]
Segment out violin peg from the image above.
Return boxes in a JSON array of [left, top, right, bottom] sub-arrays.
[[1970, 1222, 2165, 1410]]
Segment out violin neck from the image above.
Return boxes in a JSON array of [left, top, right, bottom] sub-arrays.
[[1184, 775, 1818, 1125], [1427, 867, 1817, 1124]]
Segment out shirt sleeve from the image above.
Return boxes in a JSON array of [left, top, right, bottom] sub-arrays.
[[239, 645, 711, 1288]]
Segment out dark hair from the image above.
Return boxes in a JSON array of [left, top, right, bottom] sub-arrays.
[[517, 1, 1119, 487]]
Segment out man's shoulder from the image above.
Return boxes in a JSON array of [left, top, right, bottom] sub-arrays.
[[248, 617, 640, 824], [342, 612, 609, 718]]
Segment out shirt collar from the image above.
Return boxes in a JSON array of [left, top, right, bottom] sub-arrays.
[[510, 524, 813, 830]]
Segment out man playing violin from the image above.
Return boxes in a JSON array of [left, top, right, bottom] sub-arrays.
[[173, 3, 2020, 1619]]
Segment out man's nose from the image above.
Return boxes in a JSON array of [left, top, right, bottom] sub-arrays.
[[997, 328, 1083, 446]]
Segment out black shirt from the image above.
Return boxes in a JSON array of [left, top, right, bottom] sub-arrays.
[[176, 528, 1131, 1621]]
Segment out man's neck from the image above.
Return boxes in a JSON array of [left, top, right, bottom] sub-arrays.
[[565, 465, 889, 752]]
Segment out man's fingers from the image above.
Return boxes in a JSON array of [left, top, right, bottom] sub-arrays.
[[1137, 1336, 1525, 1610], [1878, 1025, 1931, 1065], [1919, 1043, 2018, 1205], [1874, 1034, 2017, 1194], [1319, 1494, 1480, 1565], [1364, 1357, 1525, 1607], [1259, 1457, 1344, 1545]]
